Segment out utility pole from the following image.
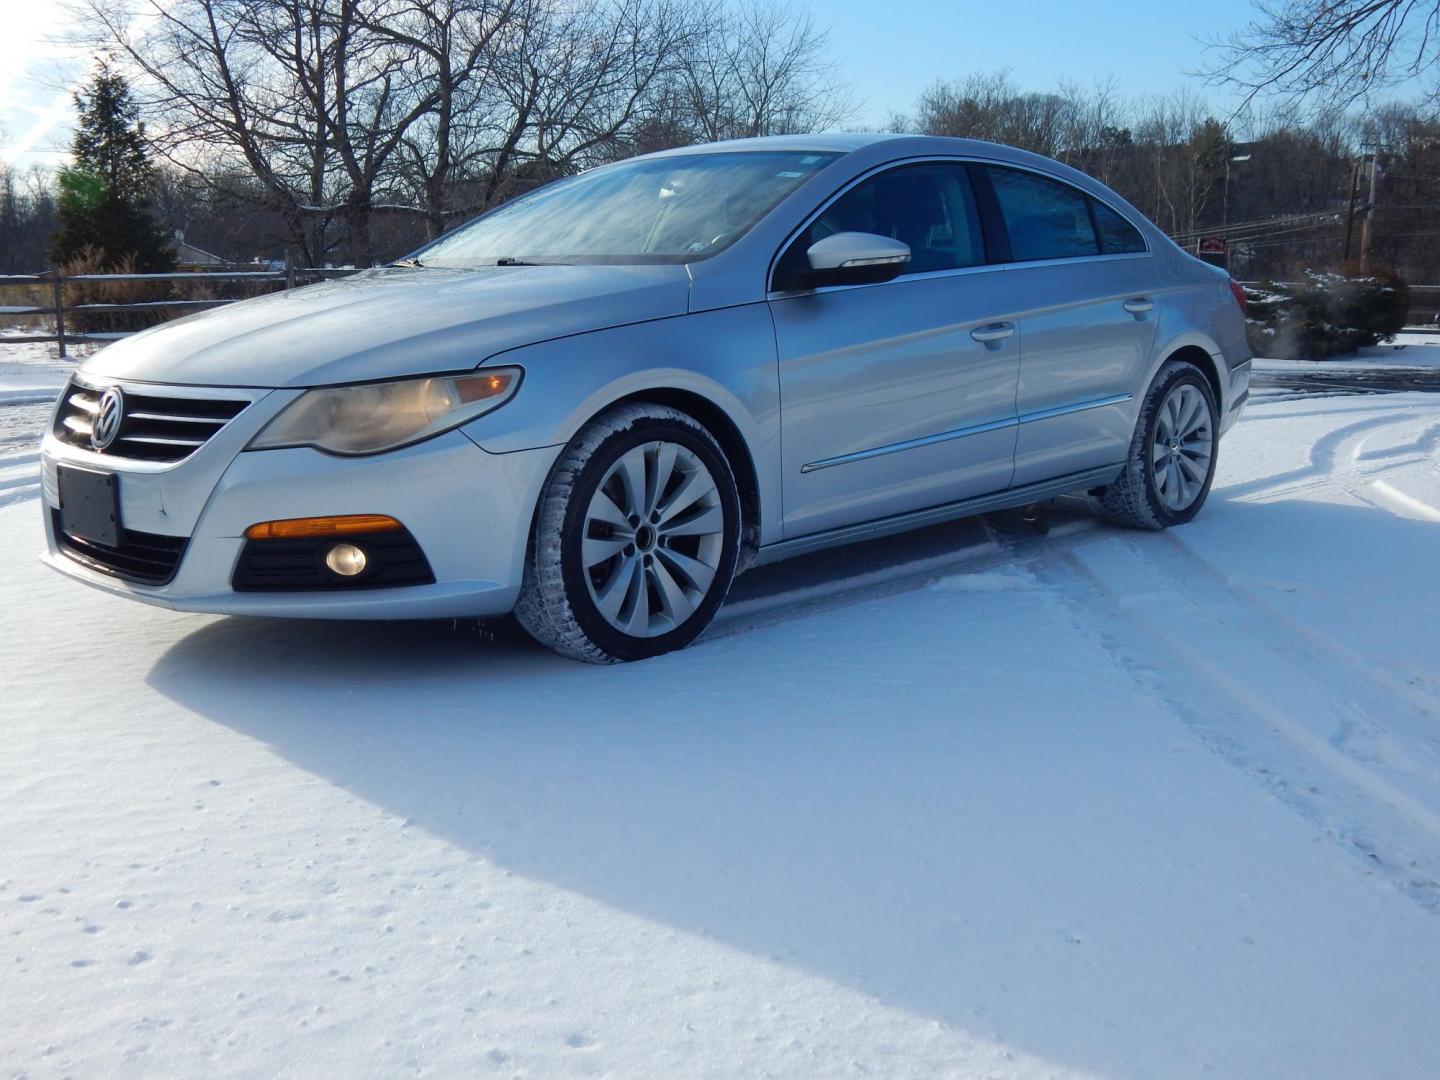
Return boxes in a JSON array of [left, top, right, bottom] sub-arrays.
[[1359, 144, 1383, 273], [1222, 151, 1251, 273], [1342, 159, 1360, 262]]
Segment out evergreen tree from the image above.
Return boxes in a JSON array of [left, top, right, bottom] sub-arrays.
[[50, 64, 175, 272]]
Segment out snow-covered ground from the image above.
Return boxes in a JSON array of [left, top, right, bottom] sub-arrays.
[[3, 339, 1440, 1077], [0, 338, 85, 463]]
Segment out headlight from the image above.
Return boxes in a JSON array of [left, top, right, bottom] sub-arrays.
[[248, 368, 522, 455]]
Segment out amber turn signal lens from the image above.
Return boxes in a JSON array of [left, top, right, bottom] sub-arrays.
[[454, 371, 513, 404], [244, 514, 403, 540]]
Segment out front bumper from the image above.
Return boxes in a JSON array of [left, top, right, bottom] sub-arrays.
[[41, 385, 560, 619]]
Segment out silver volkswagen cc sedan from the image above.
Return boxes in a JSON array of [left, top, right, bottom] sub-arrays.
[[41, 133, 1251, 662]]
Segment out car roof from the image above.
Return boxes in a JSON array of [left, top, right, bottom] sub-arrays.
[[634, 133, 1092, 178], [638, 133, 901, 158], [638, 132, 1069, 161]]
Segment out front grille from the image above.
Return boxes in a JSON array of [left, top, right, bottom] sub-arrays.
[[233, 530, 434, 591], [54, 381, 250, 463], [52, 510, 187, 584]]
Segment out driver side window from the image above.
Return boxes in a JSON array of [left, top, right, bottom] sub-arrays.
[[779, 162, 985, 282]]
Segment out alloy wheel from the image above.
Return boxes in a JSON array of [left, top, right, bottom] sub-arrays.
[[1151, 382, 1214, 512], [580, 440, 725, 638]]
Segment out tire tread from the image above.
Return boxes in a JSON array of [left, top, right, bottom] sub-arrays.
[[514, 403, 736, 663], [1100, 359, 1216, 530]]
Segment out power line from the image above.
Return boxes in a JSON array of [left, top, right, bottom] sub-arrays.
[[1166, 210, 1337, 242]]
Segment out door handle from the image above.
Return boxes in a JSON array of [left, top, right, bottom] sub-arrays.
[[970, 322, 1015, 343], [1123, 297, 1155, 315]]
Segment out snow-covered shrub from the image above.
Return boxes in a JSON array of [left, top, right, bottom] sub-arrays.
[[1244, 270, 1410, 360]]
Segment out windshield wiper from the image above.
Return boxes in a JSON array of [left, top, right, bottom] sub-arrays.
[[494, 257, 567, 266], [391, 257, 424, 268]]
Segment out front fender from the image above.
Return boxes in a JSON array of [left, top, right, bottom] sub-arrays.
[[458, 303, 783, 545]]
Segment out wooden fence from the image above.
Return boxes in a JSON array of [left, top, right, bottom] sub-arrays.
[[4, 269, 1438, 361], [0, 265, 360, 357]]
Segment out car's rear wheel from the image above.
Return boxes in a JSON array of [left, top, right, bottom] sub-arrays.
[[1100, 359, 1218, 530], [515, 403, 742, 663]]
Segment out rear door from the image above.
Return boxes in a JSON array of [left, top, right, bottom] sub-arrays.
[[768, 161, 1021, 538], [974, 165, 1158, 487]]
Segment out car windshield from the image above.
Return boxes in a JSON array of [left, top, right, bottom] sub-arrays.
[[415, 151, 840, 267]]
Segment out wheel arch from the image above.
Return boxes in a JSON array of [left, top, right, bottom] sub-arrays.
[[1163, 343, 1223, 407]]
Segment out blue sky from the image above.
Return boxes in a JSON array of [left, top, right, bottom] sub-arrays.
[[0, 0, 1424, 169], [823, 0, 1269, 124]]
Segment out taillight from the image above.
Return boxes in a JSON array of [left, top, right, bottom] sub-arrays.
[[1228, 279, 1248, 315]]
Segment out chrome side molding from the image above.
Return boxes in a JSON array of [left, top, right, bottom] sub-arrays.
[[800, 393, 1134, 474]]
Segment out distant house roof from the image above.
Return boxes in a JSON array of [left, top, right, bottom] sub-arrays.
[[170, 231, 227, 266]]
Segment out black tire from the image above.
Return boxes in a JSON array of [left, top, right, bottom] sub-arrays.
[[1100, 359, 1219, 530], [514, 403, 742, 663]]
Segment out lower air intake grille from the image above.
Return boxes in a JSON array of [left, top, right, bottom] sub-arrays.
[[54, 381, 250, 463], [52, 510, 187, 585]]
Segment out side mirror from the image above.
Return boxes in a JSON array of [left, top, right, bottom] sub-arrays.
[[777, 231, 911, 291]]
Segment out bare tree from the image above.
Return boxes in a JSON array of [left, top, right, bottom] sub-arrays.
[[74, 0, 732, 261], [0, 164, 61, 272], [1129, 92, 1230, 237], [913, 72, 1071, 157], [1204, 0, 1440, 111], [77, 0, 346, 263], [670, 0, 852, 143], [1058, 75, 1128, 183]]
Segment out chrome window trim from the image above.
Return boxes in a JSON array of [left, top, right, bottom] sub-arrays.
[[1002, 251, 1152, 271], [766, 154, 989, 292], [771, 258, 1008, 298], [769, 249, 1151, 299], [766, 154, 1151, 297], [799, 393, 1133, 473]]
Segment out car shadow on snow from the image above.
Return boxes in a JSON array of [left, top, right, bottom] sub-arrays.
[[143, 493, 1440, 1077]]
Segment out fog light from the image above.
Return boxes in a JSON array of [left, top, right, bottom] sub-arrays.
[[324, 543, 368, 577]]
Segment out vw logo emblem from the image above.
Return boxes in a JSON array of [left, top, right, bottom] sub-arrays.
[[91, 387, 125, 451]]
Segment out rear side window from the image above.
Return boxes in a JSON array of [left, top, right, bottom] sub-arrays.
[[983, 166, 1098, 262], [781, 161, 985, 279], [1091, 200, 1146, 254]]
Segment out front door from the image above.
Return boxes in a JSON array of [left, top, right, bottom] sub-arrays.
[[768, 161, 1022, 539]]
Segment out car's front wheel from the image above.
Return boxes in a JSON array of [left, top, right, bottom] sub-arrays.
[[515, 403, 742, 663]]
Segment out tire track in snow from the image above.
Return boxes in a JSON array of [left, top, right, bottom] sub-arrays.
[[1048, 535, 1440, 914], [1164, 528, 1440, 719], [1340, 412, 1440, 523], [1229, 407, 1440, 533], [706, 511, 1102, 642], [0, 450, 40, 509], [1222, 409, 1433, 503]]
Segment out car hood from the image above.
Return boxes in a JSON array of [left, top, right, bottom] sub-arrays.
[[80, 264, 693, 388]]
